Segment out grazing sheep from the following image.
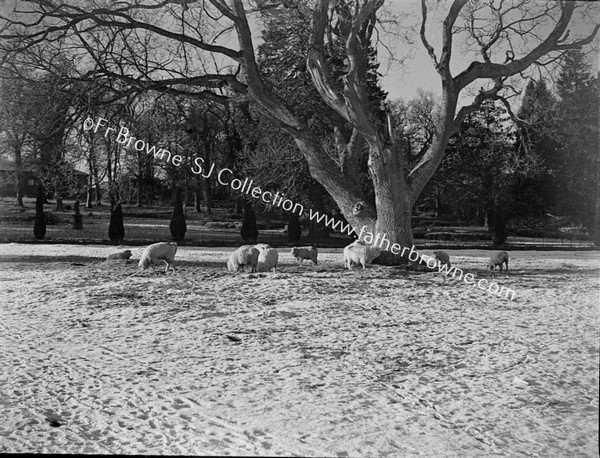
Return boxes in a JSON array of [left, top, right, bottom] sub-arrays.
[[257, 247, 279, 272], [291, 246, 318, 266], [106, 249, 132, 261], [489, 251, 509, 271], [343, 242, 381, 270], [228, 245, 259, 272], [139, 242, 177, 273], [432, 250, 451, 268]]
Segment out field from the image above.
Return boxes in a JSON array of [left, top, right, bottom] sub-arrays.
[[0, 243, 598, 456]]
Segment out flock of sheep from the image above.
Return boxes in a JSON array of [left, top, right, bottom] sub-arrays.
[[106, 241, 510, 274]]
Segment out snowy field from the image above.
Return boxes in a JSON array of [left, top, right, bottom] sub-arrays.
[[0, 243, 598, 456]]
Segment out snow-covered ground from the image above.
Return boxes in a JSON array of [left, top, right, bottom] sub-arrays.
[[0, 243, 598, 456]]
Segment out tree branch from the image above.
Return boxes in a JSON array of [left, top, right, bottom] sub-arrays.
[[454, 2, 596, 90]]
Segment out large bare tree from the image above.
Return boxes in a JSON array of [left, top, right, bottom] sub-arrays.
[[1, 0, 597, 261]]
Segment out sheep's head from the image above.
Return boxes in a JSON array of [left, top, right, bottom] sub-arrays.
[[139, 257, 151, 269], [124, 250, 132, 259], [291, 248, 298, 256]]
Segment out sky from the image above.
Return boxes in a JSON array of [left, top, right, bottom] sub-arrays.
[[377, 0, 600, 104]]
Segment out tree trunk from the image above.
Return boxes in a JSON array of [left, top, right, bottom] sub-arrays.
[[202, 178, 212, 215], [368, 144, 414, 263], [137, 174, 143, 207], [14, 145, 24, 207], [86, 174, 94, 209], [487, 200, 507, 246], [16, 175, 24, 207], [54, 196, 64, 212], [194, 177, 202, 213], [95, 182, 102, 206]]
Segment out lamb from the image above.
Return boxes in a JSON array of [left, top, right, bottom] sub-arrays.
[[138, 242, 177, 273], [489, 251, 509, 271], [291, 246, 318, 266], [256, 247, 279, 272], [227, 245, 259, 272], [106, 249, 132, 261], [343, 241, 381, 270], [432, 250, 451, 268]]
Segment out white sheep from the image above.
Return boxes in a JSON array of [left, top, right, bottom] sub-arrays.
[[139, 242, 177, 273], [489, 251, 509, 271], [343, 241, 381, 270], [432, 250, 451, 268], [291, 246, 318, 265], [228, 245, 259, 272], [257, 247, 279, 272], [106, 249, 132, 261]]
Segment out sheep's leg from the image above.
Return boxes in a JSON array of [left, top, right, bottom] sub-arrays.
[[505, 261, 509, 271]]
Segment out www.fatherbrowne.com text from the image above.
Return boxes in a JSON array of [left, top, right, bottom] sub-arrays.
[[83, 116, 516, 301]]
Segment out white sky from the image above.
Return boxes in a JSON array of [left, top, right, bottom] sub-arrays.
[[377, 0, 600, 104]]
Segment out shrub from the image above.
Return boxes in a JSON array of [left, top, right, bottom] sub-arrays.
[[240, 202, 258, 242], [33, 186, 46, 240], [287, 213, 302, 242], [108, 202, 125, 243], [170, 188, 187, 242]]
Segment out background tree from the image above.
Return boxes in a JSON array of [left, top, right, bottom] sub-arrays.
[[0, 67, 37, 207], [241, 202, 259, 243], [33, 185, 46, 240], [425, 100, 541, 244], [108, 202, 125, 243], [170, 187, 187, 242], [555, 50, 599, 243], [513, 79, 561, 217], [1, 0, 596, 261], [287, 213, 302, 243]]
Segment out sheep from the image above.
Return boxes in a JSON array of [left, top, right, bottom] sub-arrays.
[[489, 251, 509, 271], [227, 245, 259, 272], [343, 242, 381, 270], [138, 242, 177, 273], [254, 243, 272, 251], [257, 247, 279, 272], [291, 246, 318, 266], [432, 250, 451, 268], [106, 249, 132, 261]]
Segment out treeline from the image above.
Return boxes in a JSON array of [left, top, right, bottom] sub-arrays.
[[0, 39, 597, 245], [419, 50, 599, 245]]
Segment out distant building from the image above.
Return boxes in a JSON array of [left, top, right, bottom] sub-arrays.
[[0, 158, 88, 199]]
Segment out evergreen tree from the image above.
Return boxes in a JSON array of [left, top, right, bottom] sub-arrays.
[[431, 100, 539, 244], [514, 79, 561, 216], [240, 202, 258, 243], [33, 185, 46, 240], [287, 213, 302, 243], [555, 50, 599, 243], [108, 202, 125, 243], [169, 188, 187, 242]]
